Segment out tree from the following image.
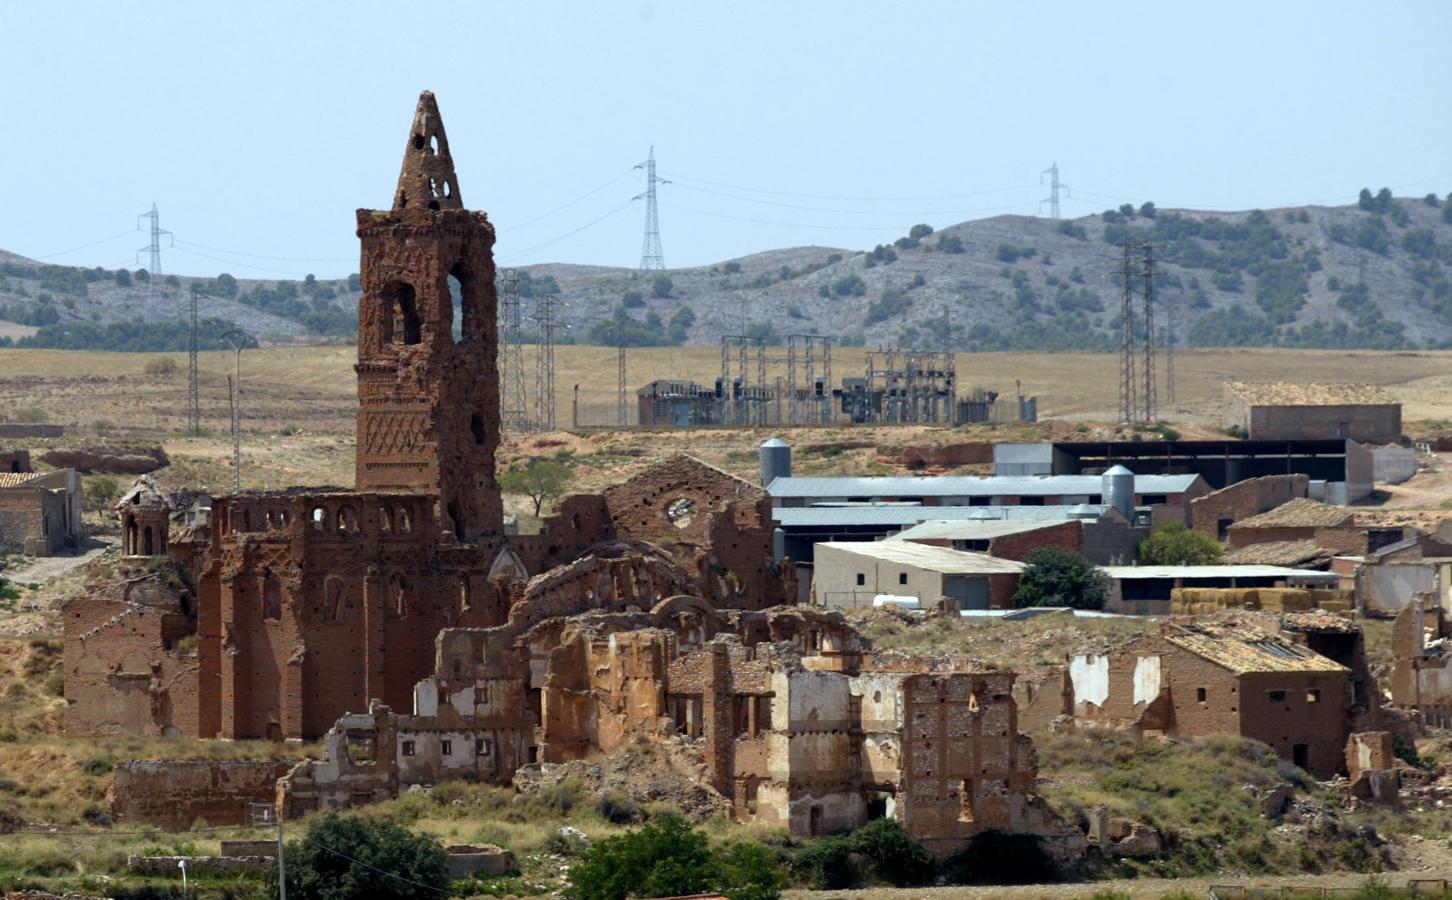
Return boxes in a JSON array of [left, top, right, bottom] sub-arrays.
[[1358, 188, 1376, 211], [1012, 547, 1109, 610], [651, 275, 673, 299], [114, 269, 131, 287], [215, 272, 239, 298], [84, 476, 120, 507], [622, 289, 645, 308], [1138, 522, 1223, 565], [499, 458, 573, 515], [275, 813, 449, 900], [908, 223, 934, 240], [570, 816, 782, 900], [1138, 201, 1157, 219]]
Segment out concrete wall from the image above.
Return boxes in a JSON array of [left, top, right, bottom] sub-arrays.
[[1371, 447, 1418, 485], [1361, 563, 1437, 616]]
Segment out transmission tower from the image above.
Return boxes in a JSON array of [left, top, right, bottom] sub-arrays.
[[187, 287, 201, 436], [1040, 163, 1070, 220], [1163, 260, 1176, 406], [617, 319, 628, 427], [136, 203, 172, 275], [1140, 243, 1157, 422], [634, 147, 668, 270], [1118, 240, 1137, 424], [532, 293, 558, 431], [498, 269, 528, 431]]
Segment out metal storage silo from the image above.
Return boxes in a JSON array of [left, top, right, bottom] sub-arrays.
[[760, 438, 792, 487]]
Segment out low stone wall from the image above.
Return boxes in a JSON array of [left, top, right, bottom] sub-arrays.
[[128, 855, 272, 874], [110, 759, 295, 828]]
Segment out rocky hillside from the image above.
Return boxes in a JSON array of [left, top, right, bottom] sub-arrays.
[[3, 188, 1451, 350]]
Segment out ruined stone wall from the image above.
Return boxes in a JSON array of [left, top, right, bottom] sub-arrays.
[[1237, 672, 1349, 777], [63, 574, 198, 737], [0, 486, 66, 555], [110, 760, 294, 828], [1227, 524, 1321, 549], [0, 448, 32, 473], [1190, 475, 1309, 537]]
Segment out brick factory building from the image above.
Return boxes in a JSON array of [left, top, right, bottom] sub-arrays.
[[1223, 382, 1402, 444]]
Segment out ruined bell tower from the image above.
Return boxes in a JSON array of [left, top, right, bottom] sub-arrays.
[[354, 90, 503, 542]]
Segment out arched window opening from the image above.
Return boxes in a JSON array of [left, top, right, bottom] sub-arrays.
[[389, 574, 407, 618], [143, 526, 155, 556], [449, 261, 476, 343], [448, 271, 464, 343], [324, 577, 345, 624], [311, 507, 326, 532], [470, 412, 486, 446], [379, 507, 392, 533], [396, 507, 412, 534], [458, 576, 472, 613], [262, 571, 283, 621], [448, 501, 465, 541], [379, 281, 421, 346], [336, 506, 358, 535]]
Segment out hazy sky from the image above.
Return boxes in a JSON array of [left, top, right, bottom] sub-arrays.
[[3, 1, 1449, 279]]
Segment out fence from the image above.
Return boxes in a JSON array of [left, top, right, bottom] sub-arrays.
[[1209, 880, 1449, 898]]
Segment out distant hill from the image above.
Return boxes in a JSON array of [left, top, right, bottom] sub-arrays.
[[4, 188, 1451, 351]]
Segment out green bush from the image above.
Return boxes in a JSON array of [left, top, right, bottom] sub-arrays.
[[848, 818, 936, 886], [569, 815, 783, 900], [85, 477, 120, 506], [277, 813, 449, 900], [651, 275, 673, 299], [831, 274, 866, 297], [1139, 522, 1223, 566], [789, 833, 857, 889], [1013, 547, 1109, 610], [144, 356, 179, 376]]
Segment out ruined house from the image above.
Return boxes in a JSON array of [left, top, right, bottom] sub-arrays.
[[1023, 620, 1358, 777], [280, 595, 1080, 854], [1222, 382, 1402, 444], [1389, 598, 1452, 728], [0, 464, 81, 556]]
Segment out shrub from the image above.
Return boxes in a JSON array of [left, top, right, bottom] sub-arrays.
[[144, 356, 179, 376], [723, 261, 741, 274], [1013, 547, 1109, 610], [1057, 220, 1088, 240], [942, 830, 1056, 885], [278, 813, 449, 900], [80, 755, 114, 776], [651, 275, 673, 299], [569, 815, 783, 900], [789, 834, 857, 889], [865, 289, 911, 325], [936, 234, 965, 254], [909, 223, 934, 240], [85, 477, 120, 507], [595, 791, 642, 824], [849, 818, 936, 886], [14, 407, 47, 423], [1139, 522, 1223, 565], [622, 290, 645, 308], [831, 274, 867, 297]]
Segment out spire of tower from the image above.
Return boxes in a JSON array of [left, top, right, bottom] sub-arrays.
[[393, 91, 463, 212]]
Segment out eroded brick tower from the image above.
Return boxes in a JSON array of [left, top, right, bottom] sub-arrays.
[[355, 91, 503, 542]]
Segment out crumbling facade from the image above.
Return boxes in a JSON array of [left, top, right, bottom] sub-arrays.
[[1028, 620, 1358, 777], [1390, 598, 1452, 728], [280, 594, 1079, 854], [0, 467, 80, 556]]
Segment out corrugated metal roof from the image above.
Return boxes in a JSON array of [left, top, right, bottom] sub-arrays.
[[885, 519, 1068, 542], [0, 472, 43, 488], [768, 473, 1199, 498], [1163, 622, 1347, 674], [1225, 382, 1398, 406], [1101, 565, 1340, 581], [816, 540, 1026, 574], [773, 505, 1109, 528]]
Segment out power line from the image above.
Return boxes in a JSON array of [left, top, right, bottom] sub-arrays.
[[666, 180, 1045, 217], [662, 171, 1039, 203], [496, 200, 634, 263], [507, 168, 636, 231], [172, 238, 354, 264], [32, 229, 139, 261], [635, 146, 667, 270]]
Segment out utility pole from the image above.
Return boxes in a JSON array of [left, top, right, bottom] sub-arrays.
[[187, 287, 201, 436], [532, 294, 558, 431], [1163, 254, 1176, 406], [221, 330, 251, 494], [251, 802, 286, 900], [1140, 243, 1157, 423], [1118, 240, 1137, 424], [616, 315, 627, 428], [634, 147, 668, 270], [1040, 163, 1070, 220]]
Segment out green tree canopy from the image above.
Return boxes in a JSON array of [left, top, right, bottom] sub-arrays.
[[1138, 522, 1223, 565], [569, 815, 783, 900], [274, 814, 449, 900], [1012, 547, 1109, 610], [499, 458, 573, 516]]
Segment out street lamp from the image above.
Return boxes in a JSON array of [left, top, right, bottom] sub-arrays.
[[219, 330, 254, 494]]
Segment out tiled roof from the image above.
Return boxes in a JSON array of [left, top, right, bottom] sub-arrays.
[[1224, 381, 1398, 406], [773, 505, 1108, 528], [1221, 539, 1332, 568], [1228, 498, 1354, 530], [1163, 622, 1347, 674], [0, 472, 42, 488]]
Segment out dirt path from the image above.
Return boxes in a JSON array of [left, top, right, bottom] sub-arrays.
[[2, 538, 111, 586], [786, 870, 1451, 899]]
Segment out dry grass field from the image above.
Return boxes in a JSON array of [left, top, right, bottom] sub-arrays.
[[6, 344, 1452, 499]]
